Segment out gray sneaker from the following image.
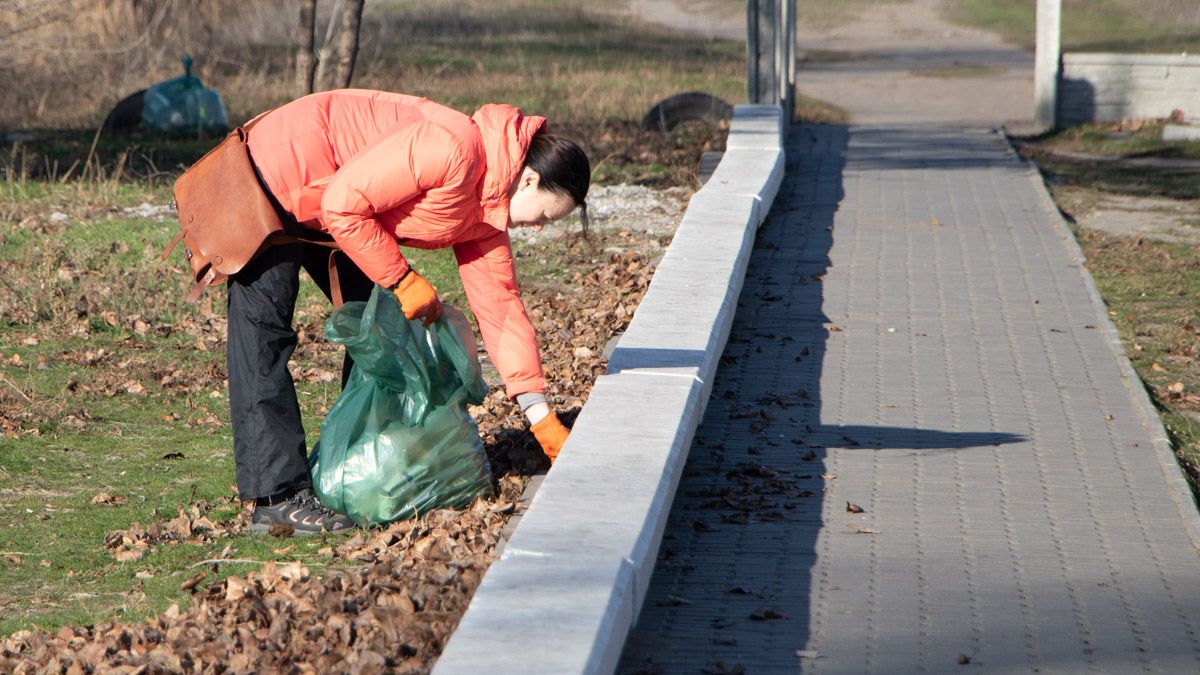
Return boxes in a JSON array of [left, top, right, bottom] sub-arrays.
[[250, 488, 355, 535]]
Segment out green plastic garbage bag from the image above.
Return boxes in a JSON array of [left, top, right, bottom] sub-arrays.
[[141, 55, 229, 136], [309, 285, 494, 526]]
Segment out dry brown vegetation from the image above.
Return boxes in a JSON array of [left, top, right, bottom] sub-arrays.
[[0, 0, 293, 129], [1, 0, 745, 131], [0, 1, 729, 667], [0, 235, 660, 670]]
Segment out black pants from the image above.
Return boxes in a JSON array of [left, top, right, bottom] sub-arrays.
[[226, 238, 374, 501]]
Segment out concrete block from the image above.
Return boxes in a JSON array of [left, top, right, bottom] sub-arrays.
[[724, 104, 783, 150], [659, 199, 757, 263], [1065, 53, 1200, 68], [703, 149, 785, 224], [1131, 65, 1172, 81], [678, 191, 761, 237], [1164, 124, 1200, 142], [502, 374, 704, 603], [432, 551, 636, 675]]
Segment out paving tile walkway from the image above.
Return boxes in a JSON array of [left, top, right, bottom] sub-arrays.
[[618, 124, 1200, 673]]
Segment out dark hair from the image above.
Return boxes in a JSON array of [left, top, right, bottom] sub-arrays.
[[526, 132, 591, 234]]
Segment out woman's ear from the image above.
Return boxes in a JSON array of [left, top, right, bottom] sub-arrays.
[[520, 167, 541, 191]]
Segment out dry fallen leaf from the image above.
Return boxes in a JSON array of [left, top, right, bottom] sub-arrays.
[[180, 572, 205, 591], [91, 492, 128, 506], [750, 607, 787, 621], [657, 595, 692, 607], [224, 576, 250, 601], [112, 542, 148, 562]]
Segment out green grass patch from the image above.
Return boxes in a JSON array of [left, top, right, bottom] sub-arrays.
[[1036, 121, 1200, 159], [1074, 227, 1200, 489], [1039, 160, 1200, 201], [942, 0, 1200, 53], [1022, 121, 1200, 201], [0, 199, 482, 634], [0, 202, 360, 633]]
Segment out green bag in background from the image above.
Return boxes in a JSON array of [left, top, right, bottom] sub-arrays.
[[309, 286, 494, 526], [141, 55, 229, 137]]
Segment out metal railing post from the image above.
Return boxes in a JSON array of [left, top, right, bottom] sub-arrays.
[[748, 0, 794, 134], [779, 0, 795, 130], [747, 0, 778, 105]]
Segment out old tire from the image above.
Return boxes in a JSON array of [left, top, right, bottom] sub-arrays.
[[103, 89, 146, 130], [640, 91, 733, 133]]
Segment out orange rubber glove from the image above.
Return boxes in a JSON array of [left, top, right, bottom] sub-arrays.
[[531, 412, 570, 463], [393, 270, 442, 327]]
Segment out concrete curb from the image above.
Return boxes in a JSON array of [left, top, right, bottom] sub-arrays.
[[433, 105, 785, 674]]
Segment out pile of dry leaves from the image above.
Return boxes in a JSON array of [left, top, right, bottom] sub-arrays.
[[1, 248, 657, 674]]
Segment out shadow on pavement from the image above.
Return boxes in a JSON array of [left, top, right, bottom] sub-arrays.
[[617, 123, 1024, 673]]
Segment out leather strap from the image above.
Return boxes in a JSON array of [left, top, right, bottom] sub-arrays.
[[187, 267, 217, 303], [162, 229, 186, 261], [270, 233, 344, 310], [327, 250, 343, 310]]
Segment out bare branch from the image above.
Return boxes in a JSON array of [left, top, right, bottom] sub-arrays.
[[296, 0, 317, 96]]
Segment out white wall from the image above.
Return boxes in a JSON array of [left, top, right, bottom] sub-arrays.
[[1059, 53, 1200, 126]]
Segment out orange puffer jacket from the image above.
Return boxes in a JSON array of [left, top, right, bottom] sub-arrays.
[[246, 89, 546, 397]]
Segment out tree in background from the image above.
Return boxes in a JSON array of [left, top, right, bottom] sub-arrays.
[[296, 0, 366, 96]]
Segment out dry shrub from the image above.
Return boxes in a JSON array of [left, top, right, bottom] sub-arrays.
[[1, 0, 744, 131], [0, 0, 291, 129]]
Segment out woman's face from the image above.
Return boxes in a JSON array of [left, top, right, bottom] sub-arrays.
[[508, 168, 577, 231]]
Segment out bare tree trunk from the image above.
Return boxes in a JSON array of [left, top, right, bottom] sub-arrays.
[[333, 0, 365, 89], [313, 0, 343, 92], [296, 0, 318, 96]]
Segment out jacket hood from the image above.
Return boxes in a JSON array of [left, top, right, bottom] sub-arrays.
[[472, 104, 546, 230]]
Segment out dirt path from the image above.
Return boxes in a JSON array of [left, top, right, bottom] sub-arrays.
[[628, 0, 1033, 127]]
